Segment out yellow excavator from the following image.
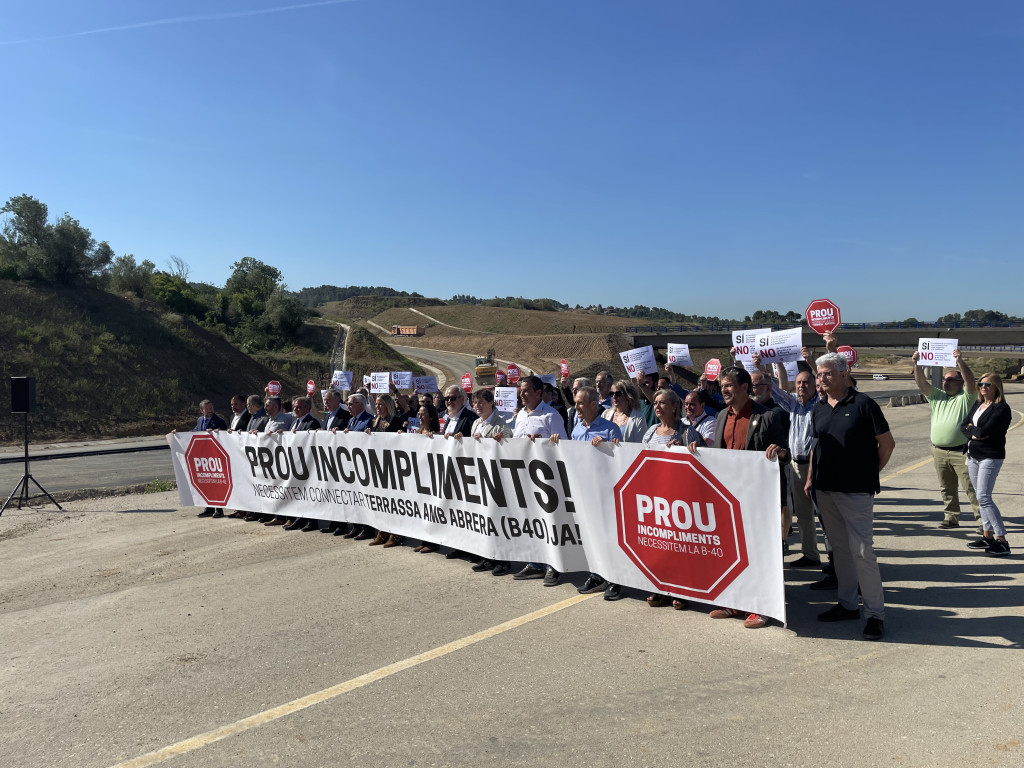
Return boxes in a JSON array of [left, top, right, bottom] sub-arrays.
[[473, 348, 497, 386]]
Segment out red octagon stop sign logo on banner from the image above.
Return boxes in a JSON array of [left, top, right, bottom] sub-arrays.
[[614, 452, 748, 601], [185, 434, 233, 507]]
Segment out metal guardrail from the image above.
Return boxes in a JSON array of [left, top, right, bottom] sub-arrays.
[[624, 320, 1024, 333], [0, 443, 169, 466]]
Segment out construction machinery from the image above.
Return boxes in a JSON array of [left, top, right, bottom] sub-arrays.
[[390, 324, 424, 337], [474, 348, 498, 385]]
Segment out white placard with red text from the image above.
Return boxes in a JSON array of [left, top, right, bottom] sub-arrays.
[[331, 371, 353, 391], [413, 376, 438, 394], [732, 329, 770, 372], [917, 338, 958, 367], [370, 372, 390, 394], [391, 371, 413, 390], [170, 432, 785, 623], [619, 345, 659, 378], [667, 343, 693, 367], [494, 387, 518, 413], [756, 327, 803, 363]]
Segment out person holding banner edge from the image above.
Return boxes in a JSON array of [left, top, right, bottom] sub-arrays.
[[912, 348, 980, 530], [556, 386, 623, 598], [191, 399, 228, 518], [512, 375, 568, 585], [467, 389, 515, 576], [687, 366, 789, 629]]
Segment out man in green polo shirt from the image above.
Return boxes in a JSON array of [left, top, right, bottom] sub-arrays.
[[912, 348, 979, 529]]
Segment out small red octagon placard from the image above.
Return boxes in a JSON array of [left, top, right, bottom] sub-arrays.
[[614, 452, 747, 600], [185, 434, 233, 507]]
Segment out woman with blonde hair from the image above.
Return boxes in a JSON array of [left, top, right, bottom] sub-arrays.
[[961, 373, 1012, 556], [602, 380, 647, 443]]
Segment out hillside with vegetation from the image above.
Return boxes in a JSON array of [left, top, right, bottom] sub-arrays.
[[0, 282, 308, 444]]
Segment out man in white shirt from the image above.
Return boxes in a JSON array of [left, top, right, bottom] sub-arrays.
[[512, 376, 568, 585]]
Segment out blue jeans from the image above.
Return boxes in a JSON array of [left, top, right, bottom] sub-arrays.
[[967, 457, 1005, 537]]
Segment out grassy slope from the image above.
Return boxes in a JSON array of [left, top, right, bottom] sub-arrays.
[[319, 295, 445, 323], [0, 282, 308, 443], [370, 304, 639, 335]]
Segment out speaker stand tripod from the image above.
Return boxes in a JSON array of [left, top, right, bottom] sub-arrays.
[[1, 413, 62, 516]]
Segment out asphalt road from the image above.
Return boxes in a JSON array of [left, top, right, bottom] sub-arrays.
[[1, 393, 1021, 768]]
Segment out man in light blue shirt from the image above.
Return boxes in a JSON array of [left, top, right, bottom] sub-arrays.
[[560, 386, 623, 600]]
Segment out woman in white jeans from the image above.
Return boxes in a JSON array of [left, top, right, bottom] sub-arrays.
[[961, 373, 1012, 557]]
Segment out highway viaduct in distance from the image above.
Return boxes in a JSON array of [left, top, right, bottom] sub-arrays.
[[627, 325, 1024, 351]]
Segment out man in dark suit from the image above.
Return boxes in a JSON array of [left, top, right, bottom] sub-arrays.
[[193, 399, 229, 519], [441, 385, 476, 438], [224, 395, 252, 518], [227, 394, 252, 432], [283, 396, 322, 532], [688, 366, 789, 629], [321, 389, 351, 432]]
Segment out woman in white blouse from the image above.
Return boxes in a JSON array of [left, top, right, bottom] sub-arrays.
[[603, 380, 647, 443]]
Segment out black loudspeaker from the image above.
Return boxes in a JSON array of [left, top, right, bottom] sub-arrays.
[[11, 377, 36, 414]]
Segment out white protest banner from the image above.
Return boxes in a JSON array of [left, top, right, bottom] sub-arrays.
[[732, 329, 770, 372], [413, 375, 439, 394], [370, 372, 390, 393], [757, 327, 803, 363], [170, 432, 785, 623], [539, 374, 557, 387], [494, 386, 518, 413], [619, 345, 658, 378], [331, 371, 353, 391], [391, 371, 413, 390], [917, 338, 958, 367], [667, 343, 692, 367], [363, 375, 371, 387]]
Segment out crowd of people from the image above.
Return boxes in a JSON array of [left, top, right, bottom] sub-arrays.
[[186, 343, 1015, 642]]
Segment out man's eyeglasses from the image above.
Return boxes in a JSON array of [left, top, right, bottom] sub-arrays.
[[444, 395, 462, 402]]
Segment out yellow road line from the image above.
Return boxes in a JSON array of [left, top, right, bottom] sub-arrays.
[[108, 593, 597, 768], [879, 409, 1024, 485]]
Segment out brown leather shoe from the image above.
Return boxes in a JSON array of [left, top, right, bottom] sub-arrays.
[[228, 511, 245, 519], [419, 543, 439, 553], [647, 594, 671, 608], [382, 534, 404, 548], [353, 528, 374, 541], [369, 531, 389, 546], [265, 517, 287, 526]]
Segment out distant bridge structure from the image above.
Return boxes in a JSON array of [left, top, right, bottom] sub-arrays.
[[625, 321, 1024, 350]]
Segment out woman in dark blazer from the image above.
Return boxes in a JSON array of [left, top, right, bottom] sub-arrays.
[[961, 373, 1012, 557]]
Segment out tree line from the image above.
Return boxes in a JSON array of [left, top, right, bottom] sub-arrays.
[[3, 194, 1018, 346]]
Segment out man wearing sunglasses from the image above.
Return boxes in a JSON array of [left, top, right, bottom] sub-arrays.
[[442, 386, 477, 438], [912, 348, 980, 529]]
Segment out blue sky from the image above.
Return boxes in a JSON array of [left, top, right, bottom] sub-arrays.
[[1, 0, 1021, 321]]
